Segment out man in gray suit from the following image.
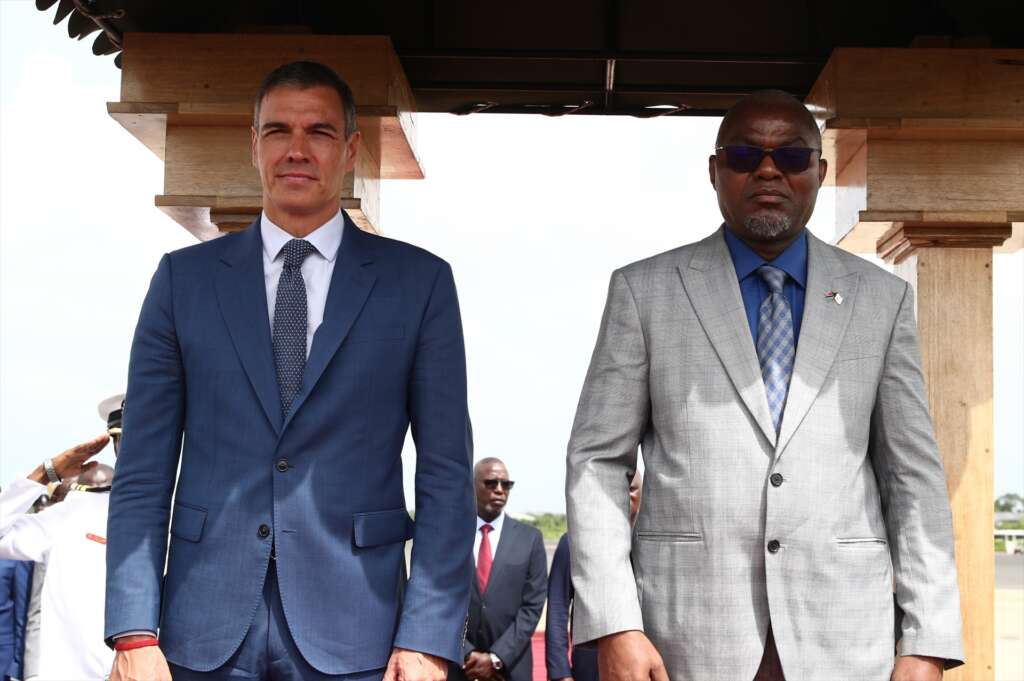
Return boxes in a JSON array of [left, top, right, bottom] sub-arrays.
[[565, 90, 963, 681]]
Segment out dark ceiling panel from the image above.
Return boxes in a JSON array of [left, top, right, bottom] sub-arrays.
[[617, 0, 815, 55], [32, 0, 1024, 116], [430, 0, 609, 51]]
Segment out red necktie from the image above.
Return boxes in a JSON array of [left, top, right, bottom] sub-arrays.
[[477, 524, 494, 592]]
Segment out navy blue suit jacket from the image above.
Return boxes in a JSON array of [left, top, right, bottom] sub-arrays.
[[105, 215, 475, 674], [0, 560, 31, 681], [545, 534, 597, 681]]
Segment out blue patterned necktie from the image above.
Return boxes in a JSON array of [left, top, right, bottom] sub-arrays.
[[756, 265, 795, 434], [273, 239, 317, 416]]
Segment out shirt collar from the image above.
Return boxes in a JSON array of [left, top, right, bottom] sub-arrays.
[[260, 210, 345, 263], [722, 224, 807, 289], [477, 512, 505, 534]]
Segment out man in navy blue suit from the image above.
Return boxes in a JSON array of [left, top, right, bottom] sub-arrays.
[[105, 61, 475, 681], [545, 471, 641, 681], [0, 558, 31, 681]]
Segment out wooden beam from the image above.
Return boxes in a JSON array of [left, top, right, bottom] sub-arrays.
[[107, 102, 419, 178], [878, 223, 1012, 264], [817, 123, 1024, 251], [806, 49, 1024, 120], [115, 33, 422, 179], [156, 195, 378, 241]]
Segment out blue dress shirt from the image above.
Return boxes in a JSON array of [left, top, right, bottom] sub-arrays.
[[722, 225, 807, 345]]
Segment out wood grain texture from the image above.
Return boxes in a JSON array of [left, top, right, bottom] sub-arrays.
[[865, 139, 1024, 213], [806, 49, 1024, 120], [895, 249, 996, 681], [116, 32, 421, 180]]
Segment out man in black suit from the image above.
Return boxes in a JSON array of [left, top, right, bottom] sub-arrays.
[[546, 471, 642, 681], [452, 458, 547, 681]]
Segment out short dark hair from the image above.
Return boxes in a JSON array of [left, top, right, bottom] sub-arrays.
[[716, 89, 821, 148], [253, 60, 358, 137]]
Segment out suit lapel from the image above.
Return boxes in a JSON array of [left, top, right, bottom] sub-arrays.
[[214, 219, 282, 435], [678, 229, 777, 446], [282, 215, 377, 431], [484, 517, 517, 596], [774, 234, 860, 457]]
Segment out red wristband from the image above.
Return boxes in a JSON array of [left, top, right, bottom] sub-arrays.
[[114, 636, 159, 651]]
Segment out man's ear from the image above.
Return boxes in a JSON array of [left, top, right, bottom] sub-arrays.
[[251, 126, 259, 169], [344, 130, 362, 174], [817, 157, 828, 186], [708, 155, 718, 189]]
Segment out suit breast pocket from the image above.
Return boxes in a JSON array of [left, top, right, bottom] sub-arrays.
[[345, 325, 405, 344], [835, 333, 886, 363]]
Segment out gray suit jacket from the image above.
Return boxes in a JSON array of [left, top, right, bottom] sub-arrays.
[[566, 227, 963, 681]]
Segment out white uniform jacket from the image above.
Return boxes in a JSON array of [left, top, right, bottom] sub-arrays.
[[0, 477, 113, 680]]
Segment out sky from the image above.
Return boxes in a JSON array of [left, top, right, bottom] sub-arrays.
[[2, 0, 1021, 513]]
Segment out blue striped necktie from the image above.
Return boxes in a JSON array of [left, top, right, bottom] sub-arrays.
[[273, 239, 317, 416], [756, 265, 795, 434]]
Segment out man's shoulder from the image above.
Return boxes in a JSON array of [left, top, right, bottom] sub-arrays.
[[505, 516, 544, 545], [815, 237, 908, 295], [615, 229, 721, 282], [161, 230, 239, 273], [356, 229, 451, 273]]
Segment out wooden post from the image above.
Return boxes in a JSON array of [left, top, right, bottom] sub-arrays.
[[806, 48, 1023, 680], [888, 234, 1009, 680]]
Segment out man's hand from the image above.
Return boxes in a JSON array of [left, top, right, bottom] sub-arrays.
[[462, 650, 500, 681], [28, 433, 109, 484], [892, 655, 943, 681], [109, 640, 171, 681], [598, 630, 668, 681], [383, 647, 448, 681]]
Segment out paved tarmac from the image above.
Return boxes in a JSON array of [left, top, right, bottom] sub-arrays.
[[996, 553, 1023, 681]]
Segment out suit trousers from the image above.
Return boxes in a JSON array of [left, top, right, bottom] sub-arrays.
[[170, 564, 386, 681], [753, 627, 785, 681]]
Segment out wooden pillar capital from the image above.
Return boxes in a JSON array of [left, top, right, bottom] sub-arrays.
[[878, 222, 1013, 264]]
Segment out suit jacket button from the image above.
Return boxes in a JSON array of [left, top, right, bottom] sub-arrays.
[[767, 539, 781, 553], [770, 473, 784, 487], [258, 524, 271, 539], [276, 458, 289, 473]]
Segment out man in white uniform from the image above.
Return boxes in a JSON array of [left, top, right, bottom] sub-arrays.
[[0, 395, 122, 680]]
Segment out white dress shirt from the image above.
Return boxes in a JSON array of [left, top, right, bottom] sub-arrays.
[[473, 512, 505, 565], [261, 210, 345, 356]]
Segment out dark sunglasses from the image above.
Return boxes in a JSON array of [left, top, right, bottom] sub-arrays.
[[483, 479, 515, 491], [716, 145, 820, 174]]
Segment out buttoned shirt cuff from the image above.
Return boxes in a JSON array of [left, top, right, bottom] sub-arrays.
[[113, 630, 157, 640]]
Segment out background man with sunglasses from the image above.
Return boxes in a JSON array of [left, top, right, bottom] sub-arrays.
[[566, 90, 963, 681], [451, 458, 547, 681]]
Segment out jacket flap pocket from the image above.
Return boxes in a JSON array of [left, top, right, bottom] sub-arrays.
[[353, 508, 414, 548], [170, 502, 207, 543], [835, 536, 887, 547], [636, 531, 703, 543]]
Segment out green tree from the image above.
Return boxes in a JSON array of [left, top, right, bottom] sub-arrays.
[[995, 493, 1024, 513], [520, 513, 567, 540]]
